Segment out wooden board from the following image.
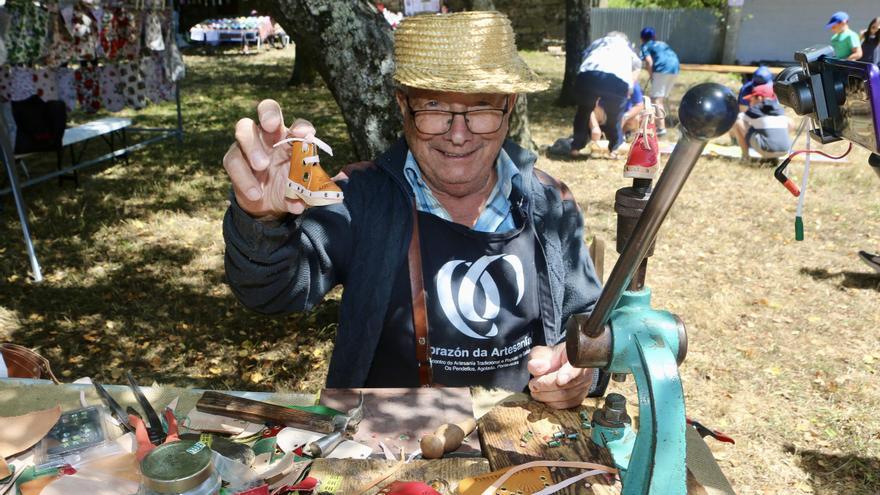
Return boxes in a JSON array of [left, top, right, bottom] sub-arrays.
[[320, 388, 481, 458], [477, 397, 619, 495], [679, 63, 784, 75], [308, 458, 490, 494], [196, 391, 335, 432]]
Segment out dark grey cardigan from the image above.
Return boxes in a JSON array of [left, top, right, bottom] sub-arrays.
[[223, 138, 602, 387]]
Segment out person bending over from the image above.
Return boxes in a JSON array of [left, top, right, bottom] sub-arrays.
[[570, 32, 641, 159]]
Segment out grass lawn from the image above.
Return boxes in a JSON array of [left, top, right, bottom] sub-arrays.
[[2, 47, 879, 494]]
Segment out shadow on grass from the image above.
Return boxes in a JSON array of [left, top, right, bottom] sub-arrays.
[[4, 242, 340, 390], [800, 267, 880, 291], [784, 444, 880, 494]]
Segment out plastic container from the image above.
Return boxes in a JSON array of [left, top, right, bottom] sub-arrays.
[[139, 441, 221, 495], [35, 406, 122, 468]]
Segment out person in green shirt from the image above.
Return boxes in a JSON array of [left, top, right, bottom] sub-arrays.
[[826, 11, 863, 60]]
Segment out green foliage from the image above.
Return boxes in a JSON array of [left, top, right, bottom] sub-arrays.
[[606, 0, 724, 9]]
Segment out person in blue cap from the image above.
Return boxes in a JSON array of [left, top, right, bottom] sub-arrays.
[[639, 26, 679, 137], [826, 11, 863, 60], [737, 65, 773, 112]]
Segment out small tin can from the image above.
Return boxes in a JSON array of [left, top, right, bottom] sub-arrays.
[[140, 441, 221, 495], [547, 440, 562, 447]]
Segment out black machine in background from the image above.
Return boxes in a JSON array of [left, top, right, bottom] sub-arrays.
[[773, 45, 880, 155]]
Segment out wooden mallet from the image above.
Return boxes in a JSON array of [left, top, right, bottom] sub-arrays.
[[419, 417, 477, 459]]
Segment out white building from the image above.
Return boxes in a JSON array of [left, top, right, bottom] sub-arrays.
[[735, 0, 878, 64]]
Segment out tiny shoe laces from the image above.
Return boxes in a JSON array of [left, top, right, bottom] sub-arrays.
[[275, 134, 344, 206]]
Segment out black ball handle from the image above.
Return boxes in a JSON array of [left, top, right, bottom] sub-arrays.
[[678, 83, 739, 140]]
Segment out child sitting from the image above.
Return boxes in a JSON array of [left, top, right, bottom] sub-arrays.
[[729, 84, 791, 162]]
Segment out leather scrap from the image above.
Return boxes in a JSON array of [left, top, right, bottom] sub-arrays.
[[0, 406, 62, 458]]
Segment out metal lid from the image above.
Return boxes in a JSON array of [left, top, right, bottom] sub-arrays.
[[140, 440, 214, 493]]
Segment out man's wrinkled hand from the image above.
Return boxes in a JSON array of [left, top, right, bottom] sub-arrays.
[[223, 99, 314, 218], [527, 342, 595, 409]]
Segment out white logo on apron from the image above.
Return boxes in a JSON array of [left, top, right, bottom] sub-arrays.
[[435, 254, 525, 340]]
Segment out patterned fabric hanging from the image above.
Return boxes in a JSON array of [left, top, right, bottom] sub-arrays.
[[5, 1, 50, 65], [99, 63, 126, 111], [45, 11, 76, 67], [32, 68, 59, 101], [119, 60, 146, 109], [143, 9, 166, 51], [9, 67, 37, 102], [74, 61, 101, 113], [140, 54, 163, 103], [162, 20, 185, 83], [56, 67, 78, 111], [0, 66, 12, 101], [70, 6, 100, 62], [100, 7, 143, 61]]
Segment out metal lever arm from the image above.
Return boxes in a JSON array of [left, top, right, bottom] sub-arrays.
[[567, 83, 738, 367]]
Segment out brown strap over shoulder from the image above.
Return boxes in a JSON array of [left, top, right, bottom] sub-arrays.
[[408, 202, 433, 387], [534, 168, 575, 203], [341, 160, 376, 178]]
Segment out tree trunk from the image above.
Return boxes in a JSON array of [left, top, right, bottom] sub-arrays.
[[558, 0, 590, 107], [288, 48, 318, 86], [508, 95, 536, 152], [270, 1, 399, 161]]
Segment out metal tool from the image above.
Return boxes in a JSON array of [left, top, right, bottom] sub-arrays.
[[303, 392, 365, 458], [93, 381, 135, 434], [93, 373, 167, 445], [125, 372, 167, 445], [565, 83, 738, 494]]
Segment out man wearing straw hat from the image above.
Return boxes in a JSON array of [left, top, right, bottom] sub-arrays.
[[222, 12, 604, 408]]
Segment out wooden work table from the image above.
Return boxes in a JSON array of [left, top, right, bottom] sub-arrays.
[[0, 379, 734, 494]]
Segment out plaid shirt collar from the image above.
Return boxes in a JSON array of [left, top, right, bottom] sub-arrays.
[[403, 148, 521, 233]]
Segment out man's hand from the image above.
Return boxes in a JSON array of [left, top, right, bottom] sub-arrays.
[[223, 99, 313, 218], [527, 343, 596, 409]]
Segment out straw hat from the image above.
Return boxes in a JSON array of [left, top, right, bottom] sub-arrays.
[[393, 11, 549, 94]]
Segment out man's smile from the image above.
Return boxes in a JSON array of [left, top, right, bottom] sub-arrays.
[[434, 147, 479, 159]]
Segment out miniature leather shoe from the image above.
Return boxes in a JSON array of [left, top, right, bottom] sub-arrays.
[[276, 135, 344, 207], [624, 97, 662, 180]]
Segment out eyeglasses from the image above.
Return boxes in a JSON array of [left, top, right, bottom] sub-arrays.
[[406, 97, 510, 135]]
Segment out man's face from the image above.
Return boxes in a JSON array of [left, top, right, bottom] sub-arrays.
[[396, 88, 515, 198], [830, 22, 846, 34]]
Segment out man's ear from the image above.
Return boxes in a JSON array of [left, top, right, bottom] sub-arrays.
[[395, 90, 409, 121]]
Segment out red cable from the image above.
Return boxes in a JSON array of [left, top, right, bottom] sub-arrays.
[[787, 142, 853, 161], [774, 143, 854, 197]]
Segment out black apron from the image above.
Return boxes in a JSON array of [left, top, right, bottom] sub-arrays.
[[365, 190, 554, 390]]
